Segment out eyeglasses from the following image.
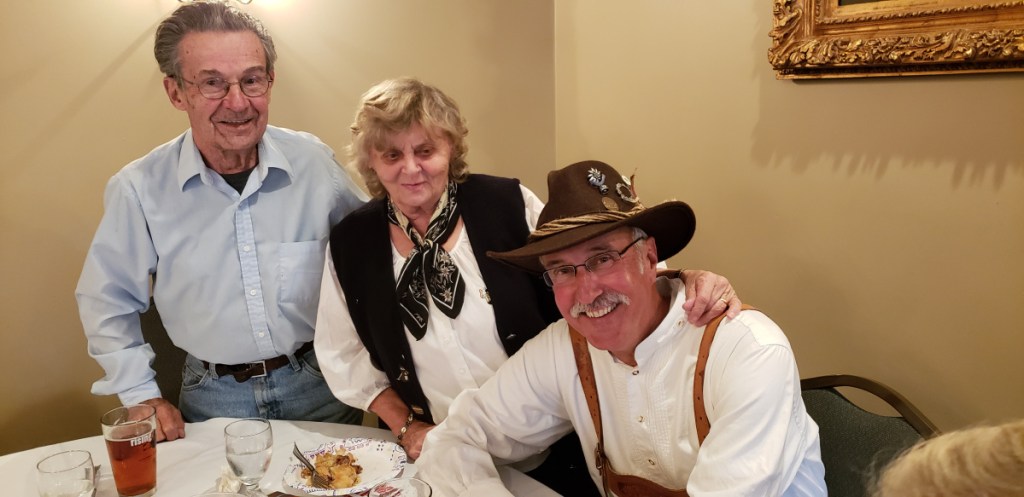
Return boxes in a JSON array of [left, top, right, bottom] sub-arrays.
[[180, 74, 273, 99], [542, 236, 646, 287]]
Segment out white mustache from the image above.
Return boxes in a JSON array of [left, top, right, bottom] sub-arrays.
[[570, 292, 630, 318]]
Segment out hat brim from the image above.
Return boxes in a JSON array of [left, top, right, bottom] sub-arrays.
[[488, 201, 695, 273]]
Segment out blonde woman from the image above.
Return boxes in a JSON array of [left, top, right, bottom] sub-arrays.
[[873, 419, 1024, 497], [314, 78, 742, 495]]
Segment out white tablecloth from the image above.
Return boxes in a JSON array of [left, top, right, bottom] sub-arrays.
[[0, 417, 557, 497]]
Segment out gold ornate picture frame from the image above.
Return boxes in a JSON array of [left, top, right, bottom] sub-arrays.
[[769, 0, 1024, 79]]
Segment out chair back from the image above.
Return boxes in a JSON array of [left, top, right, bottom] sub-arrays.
[[801, 374, 938, 497]]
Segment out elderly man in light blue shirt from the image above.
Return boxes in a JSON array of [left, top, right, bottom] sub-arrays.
[[75, 2, 367, 441]]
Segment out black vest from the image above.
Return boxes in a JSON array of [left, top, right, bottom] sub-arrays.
[[330, 174, 559, 422]]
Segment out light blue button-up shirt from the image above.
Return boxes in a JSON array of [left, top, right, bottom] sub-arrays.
[[76, 126, 368, 405]]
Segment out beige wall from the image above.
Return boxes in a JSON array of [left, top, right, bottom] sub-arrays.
[[2, 0, 1020, 456], [0, 0, 553, 455], [551, 1, 1024, 432]]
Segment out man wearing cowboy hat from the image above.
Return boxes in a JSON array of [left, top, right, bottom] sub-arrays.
[[416, 160, 826, 496]]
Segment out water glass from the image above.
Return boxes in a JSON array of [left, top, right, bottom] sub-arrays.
[[224, 418, 273, 497], [100, 404, 158, 497], [370, 477, 433, 497], [36, 450, 95, 497]]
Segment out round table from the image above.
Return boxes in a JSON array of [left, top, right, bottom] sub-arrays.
[[0, 417, 558, 496]]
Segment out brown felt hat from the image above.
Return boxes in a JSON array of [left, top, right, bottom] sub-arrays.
[[488, 160, 695, 273]]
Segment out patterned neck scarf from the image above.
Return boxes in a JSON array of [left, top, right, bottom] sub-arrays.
[[387, 181, 465, 340]]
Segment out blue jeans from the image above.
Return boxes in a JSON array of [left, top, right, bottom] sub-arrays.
[[179, 347, 363, 425]]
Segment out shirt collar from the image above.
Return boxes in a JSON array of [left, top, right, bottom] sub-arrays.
[[176, 128, 295, 191], [631, 277, 690, 364]]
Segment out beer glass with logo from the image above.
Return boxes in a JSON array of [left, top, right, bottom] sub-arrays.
[[101, 404, 157, 497]]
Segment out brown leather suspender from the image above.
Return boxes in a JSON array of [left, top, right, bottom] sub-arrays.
[[569, 305, 754, 497]]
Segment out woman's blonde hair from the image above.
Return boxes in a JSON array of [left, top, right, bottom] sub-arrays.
[[347, 78, 469, 198], [872, 419, 1024, 497]]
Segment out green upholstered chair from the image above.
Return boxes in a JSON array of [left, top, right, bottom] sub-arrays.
[[801, 374, 939, 497]]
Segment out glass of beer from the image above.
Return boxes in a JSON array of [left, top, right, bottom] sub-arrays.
[[35, 450, 95, 497], [100, 404, 157, 497]]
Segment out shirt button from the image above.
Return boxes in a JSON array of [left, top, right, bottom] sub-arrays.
[[249, 289, 257, 296], [648, 458, 656, 466], [257, 331, 265, 338], [458, 368, 466, 375], [243, 245, 251, 252], [632, 370, 639, 376], [637, 415, 644, 423]]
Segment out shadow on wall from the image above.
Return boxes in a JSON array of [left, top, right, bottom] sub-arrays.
[[751, 13, 1024, 190], [139, 302, 187, 407]]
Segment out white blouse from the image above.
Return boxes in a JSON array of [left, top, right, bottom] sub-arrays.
[[314, 184, 545, 423]]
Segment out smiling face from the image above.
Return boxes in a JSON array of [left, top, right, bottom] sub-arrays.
[[540, 227, 667, 365], [369, 123, 452, 224], [163, 30, 271, 172]]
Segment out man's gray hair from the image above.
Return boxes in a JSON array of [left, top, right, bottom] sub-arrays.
[[154, 1, 277, 80], [631, 227, 651, 272]]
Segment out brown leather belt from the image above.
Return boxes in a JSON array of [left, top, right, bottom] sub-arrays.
[[202, 342, 314, 383]]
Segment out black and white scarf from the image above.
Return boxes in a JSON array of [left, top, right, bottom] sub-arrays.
[[387, 181, 465, 340]]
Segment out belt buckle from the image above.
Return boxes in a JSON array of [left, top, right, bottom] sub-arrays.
[[231, 360, 267, 382], [249, 360, 268, 379]]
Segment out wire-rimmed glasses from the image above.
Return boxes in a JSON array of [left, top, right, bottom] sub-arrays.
[[541, 236, 646, 287], [180, 74, 273, 99]]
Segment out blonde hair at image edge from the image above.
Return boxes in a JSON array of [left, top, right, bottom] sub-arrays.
[[871, 419, 1024, 497]]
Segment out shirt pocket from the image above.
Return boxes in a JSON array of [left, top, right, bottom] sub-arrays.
[[277, 239, 327, 307]]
